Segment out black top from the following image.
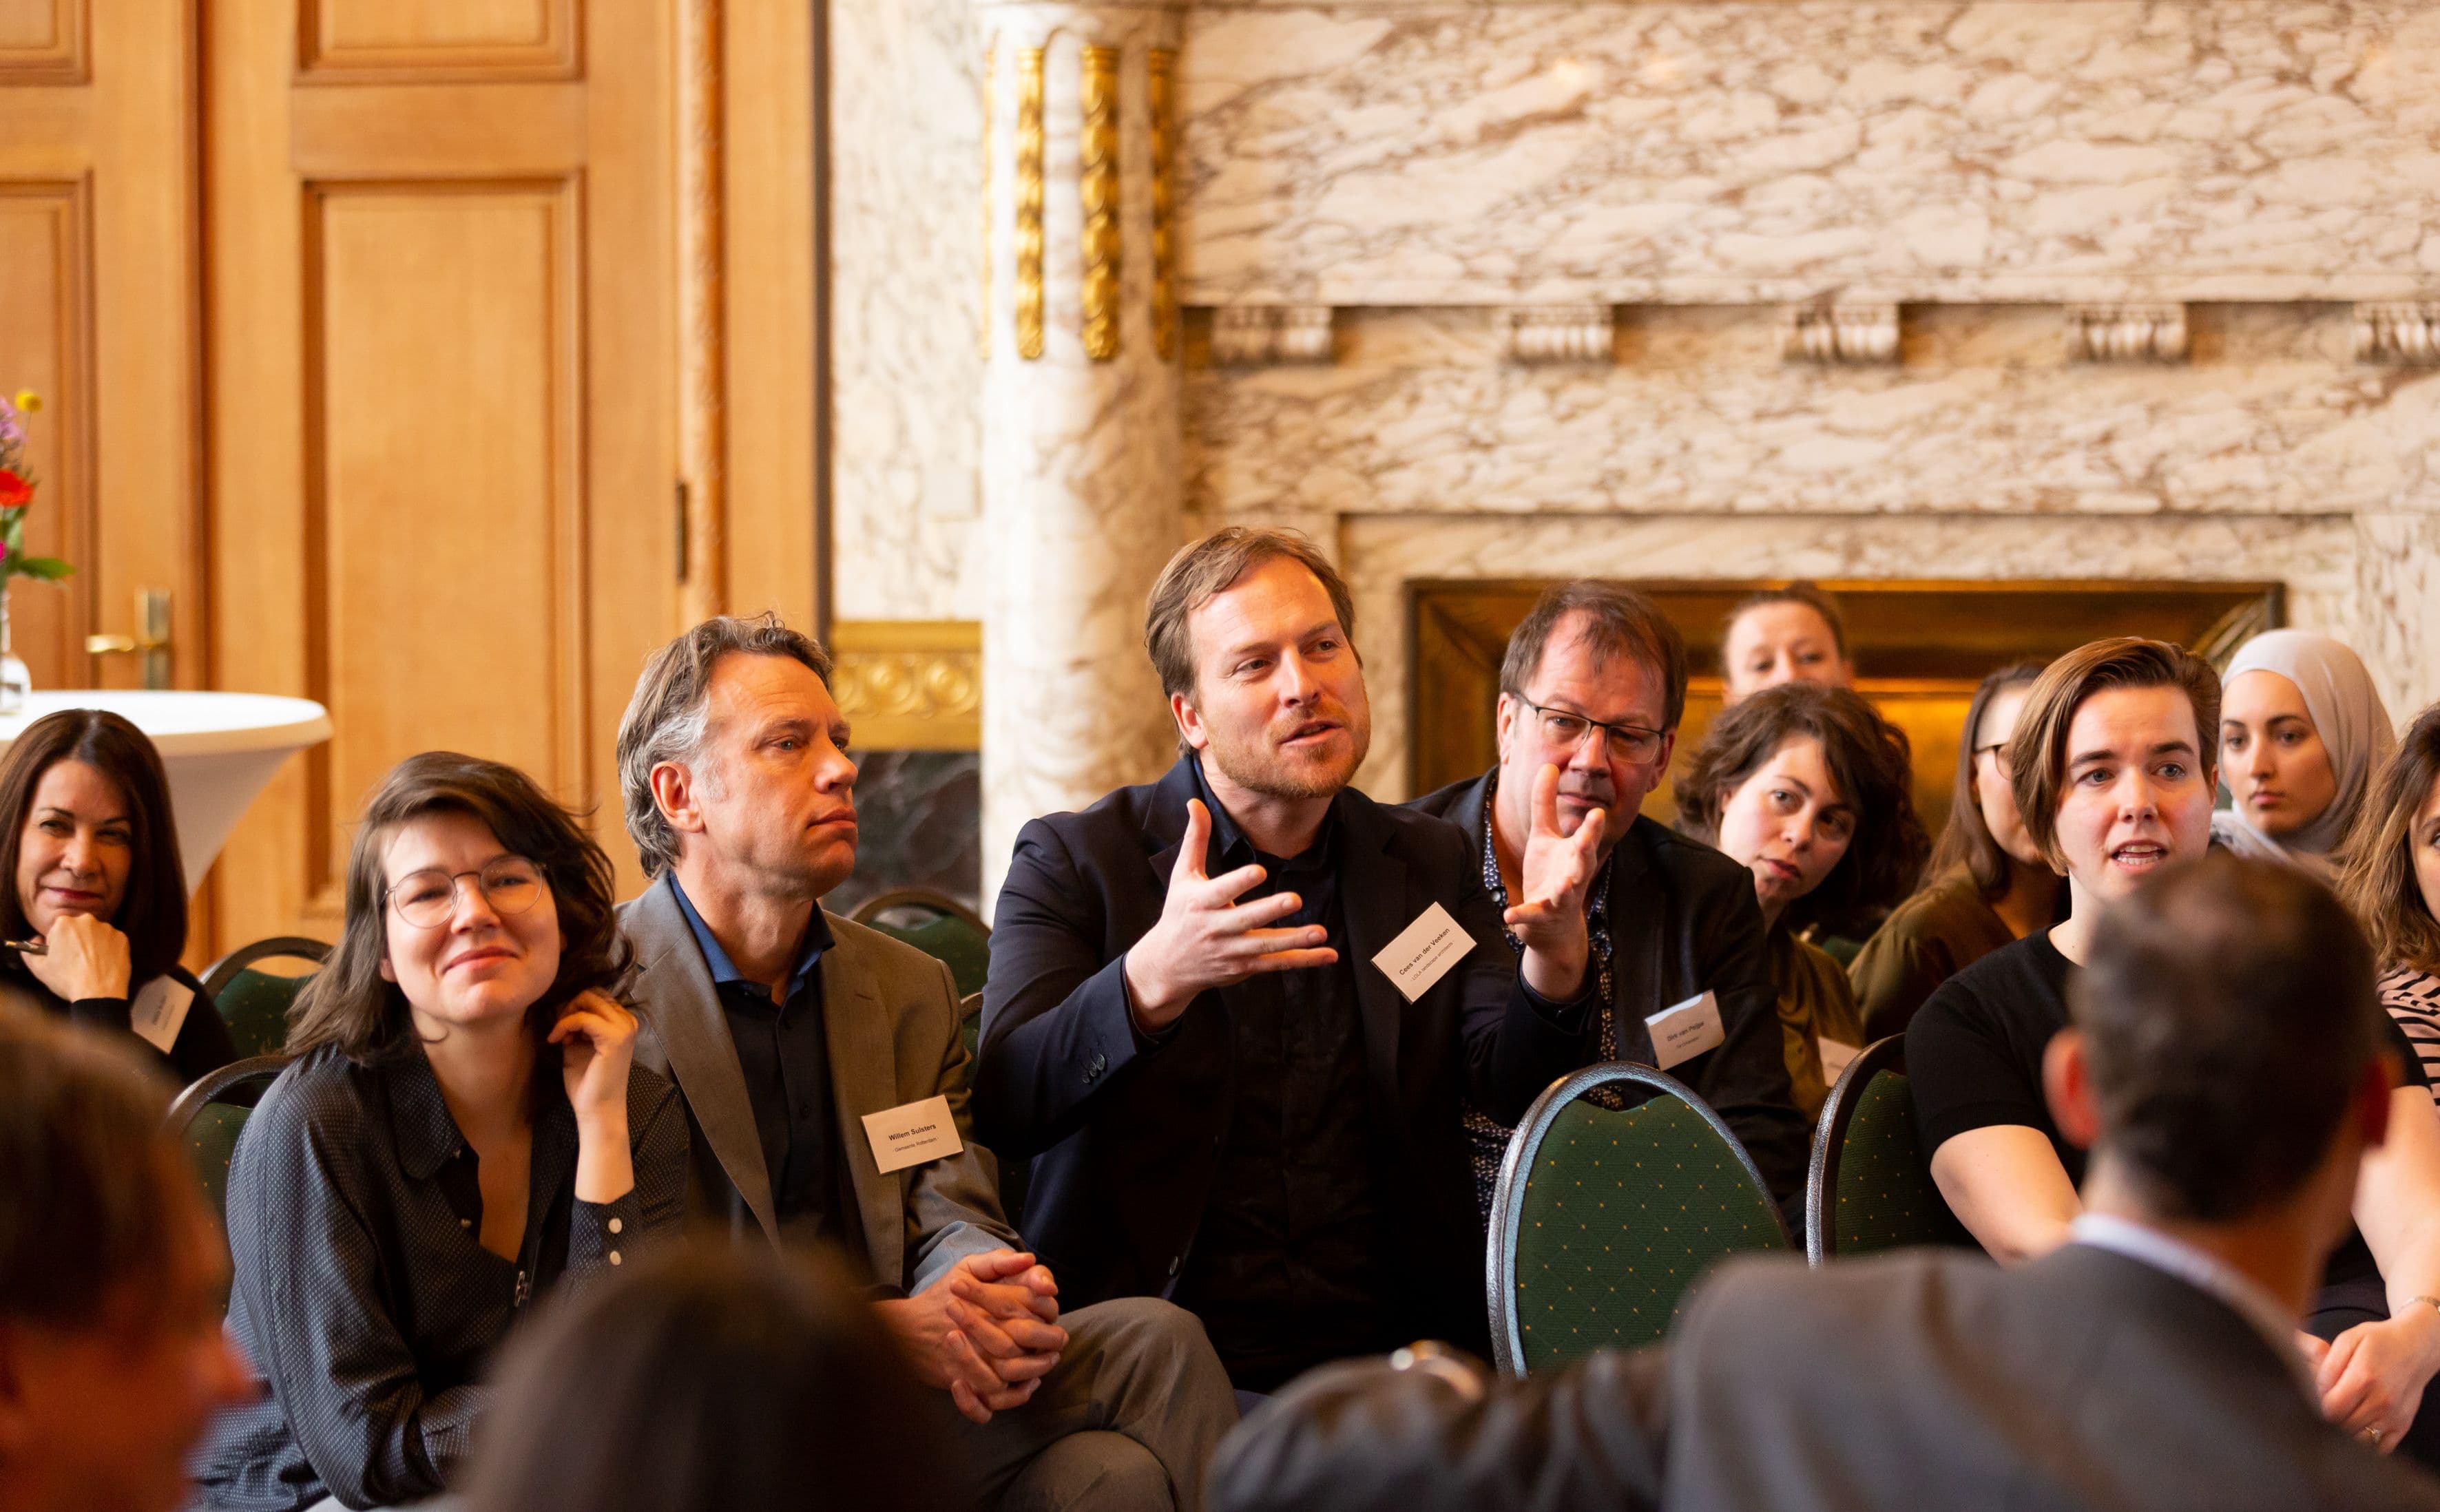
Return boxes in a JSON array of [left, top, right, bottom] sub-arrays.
[[1173, 764, 1388, 1390], [1909, 930, 2424, 1289], [976, 755, 1596, 1356], [669, 876, 853, 1260], [191, 1044, 689, 1511], [1406, 775, 1811, 1222], [6, 960, 233, 1086]]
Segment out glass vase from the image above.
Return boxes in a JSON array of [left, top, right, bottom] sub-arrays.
[[0, 585, 28, 715]]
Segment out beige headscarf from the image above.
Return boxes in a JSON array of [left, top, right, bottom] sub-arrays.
[[2211, 630, 2396, 873]]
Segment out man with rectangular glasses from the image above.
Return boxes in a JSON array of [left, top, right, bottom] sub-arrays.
[[1408, 581, 1810, 1220]]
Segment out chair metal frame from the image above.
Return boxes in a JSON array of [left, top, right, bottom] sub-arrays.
[[199, 936, 332, 1001], [1803, 1033, 1917, 1266], [165, 1053, 293, 1137], [846, 888, 990, 936], [1487, 1060, 1788, 1376]]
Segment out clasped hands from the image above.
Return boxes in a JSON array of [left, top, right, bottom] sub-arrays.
[[2299, 1301, 2440, 1453], [875, 1250, 1067, 1424], [1121, 767, 1603, 1033]]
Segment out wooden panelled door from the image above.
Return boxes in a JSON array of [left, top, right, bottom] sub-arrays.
[[208, 0, 679, 943]]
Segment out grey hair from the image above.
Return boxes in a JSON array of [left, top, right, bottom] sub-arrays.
[[616, 613, 834, 878]]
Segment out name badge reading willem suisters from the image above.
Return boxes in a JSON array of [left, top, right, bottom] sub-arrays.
[[862, 1095, 966, 1175], [1370, 903, 1478, 1004], [1645, 990, 1725, 1071]]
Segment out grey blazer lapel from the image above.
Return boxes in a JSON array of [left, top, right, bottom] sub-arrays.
[[822, 926, 908, 1288], [625, 876, 780, 1242]]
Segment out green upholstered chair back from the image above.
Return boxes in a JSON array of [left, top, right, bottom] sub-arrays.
[[164, 1055, 293, 1308], [200, 936, 332, 1060], [1490, 1063, 1790, 1376], [849, 889, 990, 998], [1804, 1035, 1972, 1263]]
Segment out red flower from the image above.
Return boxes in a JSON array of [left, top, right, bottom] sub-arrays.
[[0, 471, 29, 507]]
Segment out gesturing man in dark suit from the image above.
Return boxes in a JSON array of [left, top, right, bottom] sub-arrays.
[[1211, 854, 2440, 1512], [977, 527, 1606, 1392], [1406, 582, 1809, 1218], [612, 614, 1236, 1512]]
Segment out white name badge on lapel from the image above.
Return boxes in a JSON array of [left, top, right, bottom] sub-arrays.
[[1645, 990, 1724, 1072], [1370, 902, 1477, 1004], [862, 1094, 966, 1175], [129, 976, 196, 1056]]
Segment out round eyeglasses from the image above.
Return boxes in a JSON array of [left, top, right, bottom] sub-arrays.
[[384, 856, 546, 930], [1519, 698, 1667, 765]]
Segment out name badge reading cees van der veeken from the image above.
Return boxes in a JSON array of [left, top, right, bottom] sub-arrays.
[[1370, 902, 1479, 1004], [862, 1095, 966, 1175]]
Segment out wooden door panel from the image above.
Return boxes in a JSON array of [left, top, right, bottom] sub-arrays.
[[302, 0, 575, 81], [0, 0, 83, 76], [0, 182, 93, 689], [309, 182, 583, 850]]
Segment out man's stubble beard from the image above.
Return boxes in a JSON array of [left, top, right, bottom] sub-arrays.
[[1204, 711, 1373, 801]]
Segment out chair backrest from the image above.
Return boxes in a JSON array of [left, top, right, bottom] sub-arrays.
[[1804, 1035, 1972, 1263], [165, 1055, 293, 1307], [201, 936, 332, 1060], [849, 888, 990, 998], [1489, 1062, 1789, 1376]]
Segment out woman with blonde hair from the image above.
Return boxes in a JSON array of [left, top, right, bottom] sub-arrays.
[[2339, 705, 2440, 1100]]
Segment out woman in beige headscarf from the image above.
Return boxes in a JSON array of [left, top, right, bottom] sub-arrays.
[[2213, 629, 2397, 877]]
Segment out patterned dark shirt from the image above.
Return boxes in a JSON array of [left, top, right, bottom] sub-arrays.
[[2381, 967, 2440, 1113], [190, 1044, 687, 1511], [1463, 768, 1617, 1219]]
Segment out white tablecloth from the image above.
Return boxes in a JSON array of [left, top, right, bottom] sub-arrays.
[[0, 692, 333, 893]]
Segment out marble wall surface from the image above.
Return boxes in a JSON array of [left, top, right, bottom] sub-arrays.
[[830, 0, 2440, 888]]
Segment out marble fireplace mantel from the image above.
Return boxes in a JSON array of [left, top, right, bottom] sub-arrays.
[[904, 0, 2440, 902]]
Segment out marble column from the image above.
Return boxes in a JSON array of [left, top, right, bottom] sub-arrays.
[[977, 0, 1185, 909]]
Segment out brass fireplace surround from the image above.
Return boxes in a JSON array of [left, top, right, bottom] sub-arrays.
[[1409, 580, 2282, 835]]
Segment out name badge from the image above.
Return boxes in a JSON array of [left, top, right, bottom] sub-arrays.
[[862, 1094, 965, 1175], [1645, 990, 1724, 1071], [130, 976, 195, 1056], [1370, 902, 1477, 1004]]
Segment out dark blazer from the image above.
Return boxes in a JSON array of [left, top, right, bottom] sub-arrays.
[[974, 757, 1594, 1351], [1406, 775, 1808, 1210], [1212, 1245, 2440, 1512], [619, 874, 1021, 1294]]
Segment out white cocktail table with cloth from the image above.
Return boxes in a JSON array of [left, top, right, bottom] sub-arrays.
[[0, 691, 333, 893]]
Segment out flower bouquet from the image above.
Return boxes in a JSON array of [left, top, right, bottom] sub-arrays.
[[0, 391, 76, 714]]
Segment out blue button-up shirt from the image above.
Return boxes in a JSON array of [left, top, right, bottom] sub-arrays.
[[670, 876, 844, 1254]]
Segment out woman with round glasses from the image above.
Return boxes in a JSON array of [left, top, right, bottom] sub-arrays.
[[1677, 682, 1926, 1120], [1849, 664, 2063, 1040], [193, 752, 688, 1512], [0, 707, 235, 1083]]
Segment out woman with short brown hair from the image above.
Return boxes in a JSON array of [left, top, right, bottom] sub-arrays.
[[0, 708, 231, 1083], [1677, 682, 1926, 1119], [193, 752, 687, 1512]]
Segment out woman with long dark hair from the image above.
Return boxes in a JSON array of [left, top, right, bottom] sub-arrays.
[[0, 708, 231, 1082], [1849, 664, 2063, 1040], [192, 752, 687, 1512], [1676, 682, 1927, 1120]]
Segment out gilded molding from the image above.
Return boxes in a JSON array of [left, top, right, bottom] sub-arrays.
[[2357, 303, 2440, 364], [1781, 304, 1899, 365], [1080, 44, 1122, 361], [677, 0, 727, 619], [1014, 47, 1045, 361], [831, 621, 983, 752], [981, 41, 994, 361], [2065, 304, 2188, 363], [1149, 48, 1179, 361]]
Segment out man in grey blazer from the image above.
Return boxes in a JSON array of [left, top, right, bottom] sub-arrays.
[[1210, 856, 2440, 1512], [613, 614, 1237, 1512]]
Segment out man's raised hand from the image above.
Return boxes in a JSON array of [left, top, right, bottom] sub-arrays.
[[1505, 763, 1600, 1000], [1121, 799, 1337, 1031]]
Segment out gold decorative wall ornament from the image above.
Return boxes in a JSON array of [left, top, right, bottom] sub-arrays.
[[1079, 45, 1122, 361], [1149, 48, 1179, 361], [831, 621, 983, 751], [981, 41, 994, 360], [1014, 47, 1045, 361]]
